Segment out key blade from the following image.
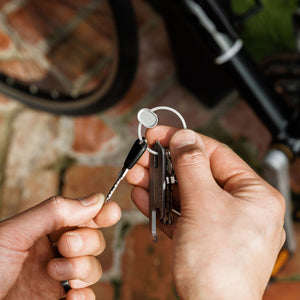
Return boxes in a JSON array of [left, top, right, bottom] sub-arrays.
[[105, 168, 129, 204], [151, 209, 158, 242], [149, 141, 166, 241], [105, 138, 147, 204]]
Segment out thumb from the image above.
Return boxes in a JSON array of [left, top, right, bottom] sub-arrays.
[[169, 130, 219, 210], [0, 193, 105, 251]]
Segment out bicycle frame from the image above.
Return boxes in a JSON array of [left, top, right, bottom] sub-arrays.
[[154, 0, 300, 258], [157, 0, 300, 154]]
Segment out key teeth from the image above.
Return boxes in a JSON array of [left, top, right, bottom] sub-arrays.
[[149, 141, 178, 242], [152, 235, 158, 243]]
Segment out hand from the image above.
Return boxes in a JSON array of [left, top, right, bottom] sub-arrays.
[[126, 126, 286, 300], [0, 193, 121, 300]]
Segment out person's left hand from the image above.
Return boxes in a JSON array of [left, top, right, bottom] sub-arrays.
[[0, 193, 121, 300]]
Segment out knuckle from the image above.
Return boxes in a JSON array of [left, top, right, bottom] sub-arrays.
[[175, 148, 207, 168], [48, 196, 66, 209], [83, 257, 102, 281], [271, 189, 286, 219], [96, 230, 106, 255], [47, 196, 67, 226], [281, 229, 286, 247], [94, 258, 103, 281], [262, 188, 286, 227]]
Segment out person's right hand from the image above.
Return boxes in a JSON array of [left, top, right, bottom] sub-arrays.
[[126, 126, 286, 300], [0, 193, 121, 300]]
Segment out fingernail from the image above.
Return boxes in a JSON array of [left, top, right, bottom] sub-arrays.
[[80, 193, 104, 206], [170, 129, 197, 150], [74, 293, 86, 300], [54, 260, 72, 276], [66, 232, 82, 252]]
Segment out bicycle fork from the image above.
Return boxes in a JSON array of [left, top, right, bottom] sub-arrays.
[[262, 149, 296, 276]]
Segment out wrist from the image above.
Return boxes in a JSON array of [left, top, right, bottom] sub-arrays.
[[176, 282, 262, 300], [174, 268, 263, 300]]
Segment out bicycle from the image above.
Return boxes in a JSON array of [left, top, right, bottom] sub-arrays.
[[0, 0, 299, 277], [0, 0, 138, 115], [152, 0, 300, 275]]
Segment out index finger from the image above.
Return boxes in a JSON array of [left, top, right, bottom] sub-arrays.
[[135, 126, 180, 168], [83, 201, 121, 229]]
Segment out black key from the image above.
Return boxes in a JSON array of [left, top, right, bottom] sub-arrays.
[[105, 138, 147, 203]]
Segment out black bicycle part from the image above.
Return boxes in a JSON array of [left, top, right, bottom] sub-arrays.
[[154, 0, 235, 107], [162, 0, 300, 157], [231, 0, 263, 26], [0, 0, 138, 115]]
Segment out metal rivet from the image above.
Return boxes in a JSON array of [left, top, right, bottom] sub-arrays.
[[137, 108, 158, 129]]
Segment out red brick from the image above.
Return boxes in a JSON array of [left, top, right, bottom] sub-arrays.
[[72, 116, 115, 154], [47, 14, 113, 82], [151, 85, 211, 129], [0, 59, 68, 94], [0, 30, 11, 51], [0, 0, 10, 10], [0, 93, 11, 104], [121, 224, 176, 300], [276, 223, 300, 277], [62, 165, 135, 210], [83, 1, 115, 37], [290, 159, 300, 193], [107, 18, 175, 116], [261, 223, 300, 298], [0, 186, 22, 218], [263, 282, 300, 300], [220, 100, 272, 158], [78, 63, 111, 95], [0, 110, 60, 218], [1, 170, 59, 217], [7, 0, 93, 44], [21, 170, 59, 211], [92, 281, 114, 300], [0, 59, 45, 81], [97, 226, 115, 273]]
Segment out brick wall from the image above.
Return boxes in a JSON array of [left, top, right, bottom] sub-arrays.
[[0, 0, 299, 299]]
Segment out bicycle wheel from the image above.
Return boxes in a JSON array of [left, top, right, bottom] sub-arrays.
[[0, 0, 138, 115]]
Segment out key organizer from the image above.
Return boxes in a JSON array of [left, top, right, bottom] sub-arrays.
[[137, 106, 187, 241]]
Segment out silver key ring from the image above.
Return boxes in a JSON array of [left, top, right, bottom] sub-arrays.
[[137, 106, 187, 155]]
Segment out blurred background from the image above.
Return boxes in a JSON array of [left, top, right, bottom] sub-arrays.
[[0, 0, 300, 299]]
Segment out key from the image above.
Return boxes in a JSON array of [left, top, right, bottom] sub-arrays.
[[149, 141, 166, 242], [149, 142, 179, 241], [165, 150, 175, 225], [105, 138, 147, 203]]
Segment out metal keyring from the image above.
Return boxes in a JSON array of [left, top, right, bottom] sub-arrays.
[[137, 106, 187, 155], [61, 280, 71, 294], [47, 235, 72, 296]]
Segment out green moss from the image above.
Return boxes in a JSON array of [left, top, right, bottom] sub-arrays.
[[120, 221, 131, 240], [54, 155, 76, 173], [147, 245, 155, 254], [275, 273, 300, 281], [111, 278, 122, 300], [173, 284, 180, 300], [231, 0, 298, 62], [115, 221, 132, 249], [53, 155, 76, 194]]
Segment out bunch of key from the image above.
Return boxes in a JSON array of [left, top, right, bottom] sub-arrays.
[[105, 138, 178, 242], [149, 141, 177, 242], [105, 107, 185, 242]]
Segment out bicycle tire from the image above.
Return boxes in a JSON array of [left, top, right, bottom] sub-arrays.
[[0, 0, 138, 115]]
